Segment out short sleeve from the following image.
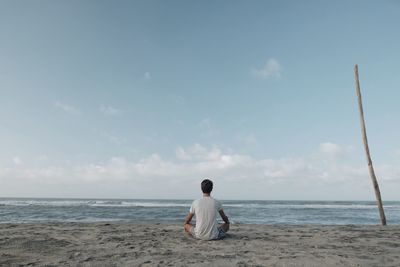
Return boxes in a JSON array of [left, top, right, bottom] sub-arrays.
[[189, 201, 195, 214]]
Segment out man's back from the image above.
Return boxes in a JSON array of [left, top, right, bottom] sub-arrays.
[[190, 196, 222, 240], [184, 179, 229, 240]]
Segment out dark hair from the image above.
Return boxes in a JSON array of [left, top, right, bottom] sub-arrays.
[[201, 179, 213, 194]]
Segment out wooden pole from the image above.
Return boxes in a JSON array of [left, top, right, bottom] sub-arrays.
[[354, 64, 386, 225]]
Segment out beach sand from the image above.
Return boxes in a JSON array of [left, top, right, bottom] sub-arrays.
[[1, 223, 400, 266]]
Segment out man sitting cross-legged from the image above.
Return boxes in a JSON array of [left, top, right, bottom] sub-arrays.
[[184, 179, 230, 240]]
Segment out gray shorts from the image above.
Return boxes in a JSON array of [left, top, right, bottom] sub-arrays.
[[216, 226, 226, 239], [190, 226, 226, 240]]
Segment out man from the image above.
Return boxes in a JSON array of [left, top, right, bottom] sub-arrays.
[[184, 179, 230, 240]]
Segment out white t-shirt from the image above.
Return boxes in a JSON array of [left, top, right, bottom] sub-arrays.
[[189, 196, 222, 240]]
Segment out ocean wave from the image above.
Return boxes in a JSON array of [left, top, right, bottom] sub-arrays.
[[90, 201, 190, 208], [1, 199, 399, 210], [224, 203, 400, 209], [1, 198, 400, 224], [0, 200, 89, 207], [0, 199, 191, 208]]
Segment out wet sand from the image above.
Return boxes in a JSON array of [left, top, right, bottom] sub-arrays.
[[1, 223, 400, 266]]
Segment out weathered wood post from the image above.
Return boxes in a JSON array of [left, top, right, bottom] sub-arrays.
[[354, 64, 386, 225]]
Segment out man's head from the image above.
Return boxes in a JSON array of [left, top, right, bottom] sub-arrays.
[[201, 179, 213, 194]]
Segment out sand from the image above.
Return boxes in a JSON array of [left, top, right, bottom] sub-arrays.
[[1, 223, 400, 267]]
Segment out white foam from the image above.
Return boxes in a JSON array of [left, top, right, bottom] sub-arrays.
[[0, 199, 399, 210], [0, 199, 191, 208]]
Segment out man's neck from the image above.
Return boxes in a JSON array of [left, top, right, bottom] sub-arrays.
[[203, 193, 211, 197]]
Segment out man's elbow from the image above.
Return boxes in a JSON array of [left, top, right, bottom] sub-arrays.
[[223, 215, 229, 223]]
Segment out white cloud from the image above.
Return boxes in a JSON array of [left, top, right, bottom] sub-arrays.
[[54, 101, 80, 115], [252, 58, 282, 78], [175, 147, 191, 160], [175, 144, 221, 161], [319, 142, 343, 157], [237, 133, 258, 146], [197, 118, 220, 137], [13, 157, 22, 165], [38, 155, 48, 161], [1, 143, 399, 199], [0, 143, 377, 185], [319, 142, 353, 158], [100, 105, 123, 116], [144, 72, 152, 80]]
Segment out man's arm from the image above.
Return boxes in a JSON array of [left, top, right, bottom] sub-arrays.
[[218, 209, 229, 224], [184, 212, 194, 225]]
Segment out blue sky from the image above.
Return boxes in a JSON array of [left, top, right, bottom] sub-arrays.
[[1, 0, 400, 200]]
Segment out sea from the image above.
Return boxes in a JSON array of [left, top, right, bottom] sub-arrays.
[[1, 198, 399, 225]]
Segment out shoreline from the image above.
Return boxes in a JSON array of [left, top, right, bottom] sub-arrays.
[[1, 222, 400, 266], [2, 198, 400, 225]]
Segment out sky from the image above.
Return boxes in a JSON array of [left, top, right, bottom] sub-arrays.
[[1, 0, 400, 200]]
